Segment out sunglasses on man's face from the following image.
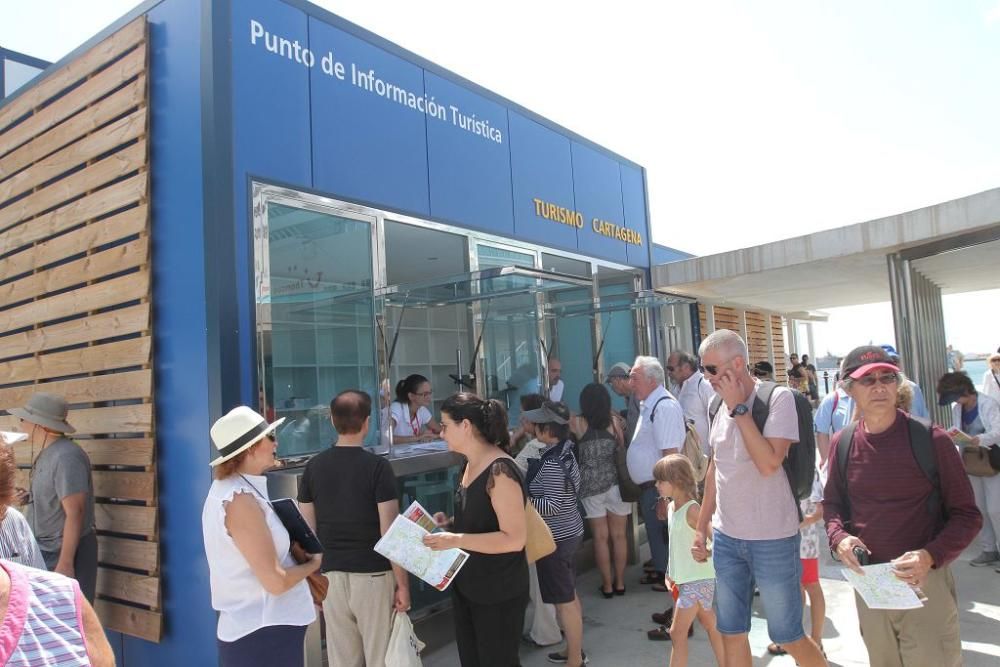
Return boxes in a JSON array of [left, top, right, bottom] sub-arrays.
[[700, 364, 720, 376], [855, 372, 898, 387]]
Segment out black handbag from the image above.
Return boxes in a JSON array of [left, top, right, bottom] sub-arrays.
[[989, 444, 1000, 472]]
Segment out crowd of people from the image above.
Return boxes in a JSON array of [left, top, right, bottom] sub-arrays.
[[2, 337, 996, 667]]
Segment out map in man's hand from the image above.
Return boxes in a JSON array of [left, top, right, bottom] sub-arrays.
[[841, 563, 924, 610]]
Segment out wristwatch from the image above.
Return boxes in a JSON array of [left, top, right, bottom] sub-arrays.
[[729, 404, 749, 418]]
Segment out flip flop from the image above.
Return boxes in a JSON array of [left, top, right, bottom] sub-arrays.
[[639, 571, 663, 585], [767, 643, 787, 656]]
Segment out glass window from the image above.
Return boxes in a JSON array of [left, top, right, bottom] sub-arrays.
[[256, 201, 377, 457]]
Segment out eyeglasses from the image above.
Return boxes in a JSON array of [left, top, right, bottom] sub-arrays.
[[665, 365, 675, 372], [700, 364, 720, 376], [855, 373, 898, 387]]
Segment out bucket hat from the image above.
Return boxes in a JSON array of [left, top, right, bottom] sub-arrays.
[[210, 406, 284, 467], [9, 393, 75, 433], [605, 362, 631, 381]]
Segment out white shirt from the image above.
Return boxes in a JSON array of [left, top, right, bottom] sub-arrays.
[[390, 402, 432, 437], [0, 508, 45, 569], [549, 379, 565, 403], [627, 385, 685, 483], [674, 371, 716, 455], [983, 369, 1000, 403], [949, 392, 1000, 448], [202, 474, 314, 641]]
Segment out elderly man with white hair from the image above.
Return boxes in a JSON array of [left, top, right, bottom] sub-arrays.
[[627, 356, 685, 597]]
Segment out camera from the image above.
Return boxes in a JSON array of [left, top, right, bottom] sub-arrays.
[[853, 546, 870, 566]]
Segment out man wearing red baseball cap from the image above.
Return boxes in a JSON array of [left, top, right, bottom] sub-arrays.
[[823, 345, 981, 666]]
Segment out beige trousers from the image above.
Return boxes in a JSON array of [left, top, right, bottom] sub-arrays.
[[323, 570, 395, 667], [854, 565, 962, 667]]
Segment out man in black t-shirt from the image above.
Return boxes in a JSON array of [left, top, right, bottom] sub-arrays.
[[299, 390, 409, 666]]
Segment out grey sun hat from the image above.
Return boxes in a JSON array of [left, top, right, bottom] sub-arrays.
[[606, 362, 631, 381], [9, 393, 75, 434], [522, 401, 570, 425]]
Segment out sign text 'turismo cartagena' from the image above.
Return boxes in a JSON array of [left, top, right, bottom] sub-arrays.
[[532, 198, 642, 246]]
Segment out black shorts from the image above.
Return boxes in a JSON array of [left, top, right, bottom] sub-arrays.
[[536, 536, 582, 604]]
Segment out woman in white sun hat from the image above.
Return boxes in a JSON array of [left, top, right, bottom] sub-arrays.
[[201, 406, 320, 666]]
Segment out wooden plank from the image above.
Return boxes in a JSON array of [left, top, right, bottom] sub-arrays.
[[95, 600, 161, 643], [0, 44, 145, 159], [97, 536, 158, 573], [0, 173, 146, 252], [0, 76, 146, 181], [0, 336, 151, 385], [0, 139, 146, 234], [93, 471, 155, 501], [0, 370, 152, 413], [0, 238, 147, 305], [65, 404, 154, 435], [0, 18, 144, 136], [97, 568, 159, 608], [1, 205, 146, 282], [13, 435, 154, 468], [0, 303, 149, 361], [0, 270, 149, 337], [0, 107, 147, 203], [95, 503, 157, 536]]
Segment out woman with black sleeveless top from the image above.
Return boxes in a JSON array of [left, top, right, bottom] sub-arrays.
[[424, 393, 529, 666]]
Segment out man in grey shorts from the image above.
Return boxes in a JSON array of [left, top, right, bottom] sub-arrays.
[[13, 393, 97, 602]]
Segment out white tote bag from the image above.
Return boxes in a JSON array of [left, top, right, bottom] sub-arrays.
[[385, 611, 424, 667]]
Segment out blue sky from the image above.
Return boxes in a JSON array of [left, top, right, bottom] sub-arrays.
[[3, 0, 998, 353]]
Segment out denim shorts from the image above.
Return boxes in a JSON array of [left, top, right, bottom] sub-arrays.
[[712, 529, 805, 644]]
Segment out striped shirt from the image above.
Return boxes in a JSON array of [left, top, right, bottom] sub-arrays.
[[0, 559, 90, 666], [528, 440, 584, 542], [0, 509, 46, 570]]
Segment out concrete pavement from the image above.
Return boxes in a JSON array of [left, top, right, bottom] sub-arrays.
[[420, 544, 1000, 666]]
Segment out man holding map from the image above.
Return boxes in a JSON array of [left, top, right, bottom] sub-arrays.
[[299, 390, 410, 667], [823, 346, 980, 667]]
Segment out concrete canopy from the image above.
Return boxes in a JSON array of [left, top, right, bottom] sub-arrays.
[[652, 187, 1000, 313]]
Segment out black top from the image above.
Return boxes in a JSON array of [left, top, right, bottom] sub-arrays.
[[298, 446, 398, 573], [452, 457, 529, 604]]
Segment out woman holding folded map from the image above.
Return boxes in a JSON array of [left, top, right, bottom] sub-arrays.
[[423, 393, 529, 667]]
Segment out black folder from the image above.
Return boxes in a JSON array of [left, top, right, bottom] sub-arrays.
[[270, 498, 324, 554]]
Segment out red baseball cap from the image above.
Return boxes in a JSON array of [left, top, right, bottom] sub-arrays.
[[841, 345, 900, 380]]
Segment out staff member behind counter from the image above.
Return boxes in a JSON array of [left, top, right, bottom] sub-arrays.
[[390, 374, 442, 444]]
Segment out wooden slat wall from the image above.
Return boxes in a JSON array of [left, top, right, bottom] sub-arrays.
[[0, 19, 160, 642], [697, 304, 708, 342], [712, 306, 740, 333], [744, 311, 769, 368], [771, 315, 788, 382]]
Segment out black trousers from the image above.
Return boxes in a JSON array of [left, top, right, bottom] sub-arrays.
[[42, 531, 98, 603], [217, 624, 307, 667], [452, 589, 528, 667]]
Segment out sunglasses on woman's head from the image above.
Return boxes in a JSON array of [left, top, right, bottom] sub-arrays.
[[855, 372, 898, 387]]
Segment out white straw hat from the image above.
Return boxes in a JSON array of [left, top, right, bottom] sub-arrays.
[[209, 406, 284, 466]]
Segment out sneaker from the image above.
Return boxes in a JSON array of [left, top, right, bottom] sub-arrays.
[[546, 650, 588, 664], [970, 551, 1000, 567]]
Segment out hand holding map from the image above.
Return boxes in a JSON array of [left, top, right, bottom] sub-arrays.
[[375, 501, 468, 591], [841, 563, 924, 610]]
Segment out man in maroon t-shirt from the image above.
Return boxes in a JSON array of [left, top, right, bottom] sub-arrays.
[[824, 346, 980, 667]]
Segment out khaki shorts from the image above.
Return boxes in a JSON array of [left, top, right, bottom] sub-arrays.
[[581, 485, 632, 519]]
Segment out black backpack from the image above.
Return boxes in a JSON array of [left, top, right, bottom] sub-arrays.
[[835, 416, 943, 525], [709, 382, 816, 512]]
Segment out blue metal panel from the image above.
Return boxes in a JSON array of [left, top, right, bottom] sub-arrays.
[[572, 142, 627, 265], [308, 16, 429, 215], [425, 71, 513, 236], [509, 111, 577, 249], [122, 0, 218, 664], [652, 243, 694, 264], [621, 165, 650, 268]]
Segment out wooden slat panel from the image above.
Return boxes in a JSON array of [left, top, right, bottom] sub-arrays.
[[97, 536, 158, 573], [94, 600, 161, 643], [0, 139, 145, 234], [97, 568, 159, 608], [0, 173, 146, 252], [0, 76, 146, 181], [0, 43, 146, 158], [0, 108, 146, 203], [96, 503, 157, 536], [93, 471, 155, 501], [0, 303, 149, 360], [0, 238, 147, 305], [12, 437, 153, 468], [0, 336, 151, 385], [65, 404, 153, 435], [0, 370, 151, 411], [0, 269, 149, 336], [0, 18, 144, 135], [1, 205, 147, 281]]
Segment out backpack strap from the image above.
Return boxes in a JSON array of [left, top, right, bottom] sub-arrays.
[[836, 421, 858, 524], [751, 381, 777, 434], [709, 394, 724, 424], [906, 416, 943, 521], [648, 396, 670, 423]]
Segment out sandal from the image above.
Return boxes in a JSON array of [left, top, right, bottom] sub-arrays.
[[639, 571, 663, 585], [647, 625, 672, 641], [767, 643, 787, 656], [598, 585, 613, 599], [614, 586, 626, 596]]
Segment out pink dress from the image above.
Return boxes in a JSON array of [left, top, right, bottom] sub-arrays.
[[0, 560, 90, 666]]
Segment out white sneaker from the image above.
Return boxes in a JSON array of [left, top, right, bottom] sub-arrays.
[[970, 551, 1000, 567]]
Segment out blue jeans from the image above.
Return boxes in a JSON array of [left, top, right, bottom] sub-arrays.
[[640, 485, 668, 574], [712, 529, 805, 645]]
